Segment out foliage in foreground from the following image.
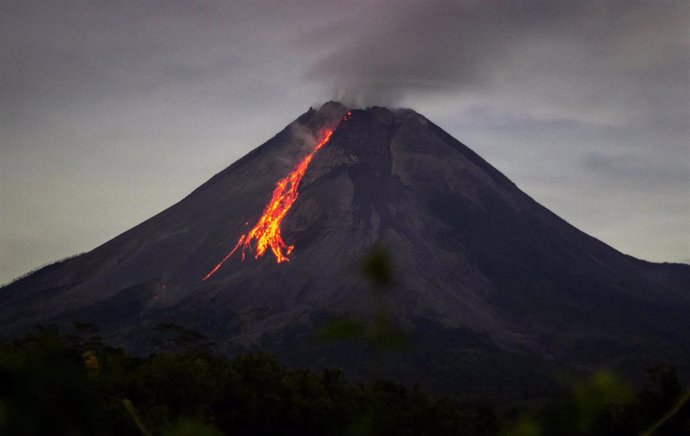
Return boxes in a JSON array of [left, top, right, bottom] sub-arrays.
[[0, 327, 688, 436]]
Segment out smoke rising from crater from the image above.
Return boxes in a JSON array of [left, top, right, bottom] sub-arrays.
[[307, 0, 689, 111]]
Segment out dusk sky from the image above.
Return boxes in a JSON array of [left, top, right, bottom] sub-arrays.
[[1, 0, 688, 284]]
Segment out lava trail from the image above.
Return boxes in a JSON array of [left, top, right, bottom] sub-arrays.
[[203, 112, 352, 281]]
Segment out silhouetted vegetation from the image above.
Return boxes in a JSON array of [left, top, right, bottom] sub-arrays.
[[1, 253, 84, 287], [0, 326, 688, 436]]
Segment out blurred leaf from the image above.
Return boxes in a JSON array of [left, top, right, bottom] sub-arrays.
[[316, 317, 367, 342], [502, 418, 542, 436], [366, 313, 411, 352], [641, 389, 690, 436], [161, 418, 223, 436], [346, 409, 374, 436], [572, 370, 633, 432], [123, 398, 153, 436], [362, 248, 393, 288]]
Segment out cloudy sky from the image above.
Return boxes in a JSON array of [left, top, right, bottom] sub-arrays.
[[1, 0, 688, 283]]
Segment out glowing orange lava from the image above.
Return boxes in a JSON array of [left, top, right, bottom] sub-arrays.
[[203, 112, 351, 281]]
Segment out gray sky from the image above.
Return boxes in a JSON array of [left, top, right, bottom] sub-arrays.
[[1, 0, 689, 284]]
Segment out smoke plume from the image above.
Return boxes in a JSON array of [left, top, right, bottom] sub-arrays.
[[307, 0, 689, 109]]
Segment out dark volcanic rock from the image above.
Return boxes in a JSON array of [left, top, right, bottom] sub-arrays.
[[2, 102, 689, 394]]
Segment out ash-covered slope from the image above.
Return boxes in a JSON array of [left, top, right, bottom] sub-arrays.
[[2, 102, 689, 393]]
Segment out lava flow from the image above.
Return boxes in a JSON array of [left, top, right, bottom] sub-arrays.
[[203, 112, 352, 281]]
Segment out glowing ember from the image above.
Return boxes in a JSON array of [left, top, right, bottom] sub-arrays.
[[203, 112, 352, 281]]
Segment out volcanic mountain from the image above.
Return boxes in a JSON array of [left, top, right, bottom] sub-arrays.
[[2, 102, 689, 394]]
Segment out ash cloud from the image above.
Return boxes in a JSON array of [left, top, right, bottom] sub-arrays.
[[307, 0, 689, 114]]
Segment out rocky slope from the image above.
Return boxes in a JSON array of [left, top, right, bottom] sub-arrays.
[[2, 102, 688, 393]]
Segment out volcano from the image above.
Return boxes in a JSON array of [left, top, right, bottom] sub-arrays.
[[2, 102, 689, 394]]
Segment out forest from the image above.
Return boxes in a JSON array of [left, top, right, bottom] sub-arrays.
[[0, 325, 687, 436]]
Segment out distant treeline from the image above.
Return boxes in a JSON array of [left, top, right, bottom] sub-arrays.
[[1, 253, 84, 287], [0, 326, 688, 436]]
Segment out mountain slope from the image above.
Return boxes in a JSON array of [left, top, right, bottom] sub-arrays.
[[2, 102, 688, 393]]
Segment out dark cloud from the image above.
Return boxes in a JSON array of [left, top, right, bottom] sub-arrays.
[[307, 0, 689, 116]]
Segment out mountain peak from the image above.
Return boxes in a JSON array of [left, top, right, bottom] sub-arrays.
[[2, 104, 689, 393]]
